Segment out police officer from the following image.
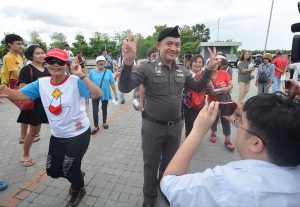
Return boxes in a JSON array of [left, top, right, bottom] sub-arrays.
[[119, 26, 219, 207]]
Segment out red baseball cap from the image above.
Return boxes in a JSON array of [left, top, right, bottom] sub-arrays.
[[45, 48, 69, 62]]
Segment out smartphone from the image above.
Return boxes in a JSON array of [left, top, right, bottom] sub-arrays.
[[219, 102, 237, 116], [285, 80, 292, 90]]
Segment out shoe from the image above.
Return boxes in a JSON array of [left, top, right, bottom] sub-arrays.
[[0, 181, 8, 191], [19, 136, 40, 144], [33, 136, 40, 142], [224, 141, 235, 152], [20, 159, 35, 167], [121, 100, 125, 104], [69, 171, 85, 195], [209, 134, 216, 143], [103, 123, 109, 129], [142, 203, 154, 207], [91, 127, 99, 135], [66, 188, 86, 207]]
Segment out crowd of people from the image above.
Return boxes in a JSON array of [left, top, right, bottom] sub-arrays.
[[0, 28, 299, 207]]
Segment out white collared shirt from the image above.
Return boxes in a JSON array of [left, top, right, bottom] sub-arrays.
[[161, 159, 300, 207]]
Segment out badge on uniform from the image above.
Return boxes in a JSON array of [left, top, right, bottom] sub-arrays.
[[155, 62, 163, 74], [176, 73, 184, 77], [176, 68, 183, 73]]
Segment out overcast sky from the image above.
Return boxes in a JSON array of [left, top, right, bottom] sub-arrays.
[[0, 0, 299, 51]]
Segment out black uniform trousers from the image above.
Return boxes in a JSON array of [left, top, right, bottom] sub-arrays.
[[141, 118, 183, 205]]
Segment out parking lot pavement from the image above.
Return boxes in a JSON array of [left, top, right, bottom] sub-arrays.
[[0, 69, 258, 207]]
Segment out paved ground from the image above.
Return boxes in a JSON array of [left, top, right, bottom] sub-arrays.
[[0, 69, 259, 207]]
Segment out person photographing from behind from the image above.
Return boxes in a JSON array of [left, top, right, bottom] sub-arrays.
[[161, 94, 300, 206]]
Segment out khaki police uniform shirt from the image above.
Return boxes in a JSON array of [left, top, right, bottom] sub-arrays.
[[119, 57, 212, 121]]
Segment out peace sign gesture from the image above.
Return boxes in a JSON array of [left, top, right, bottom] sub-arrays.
[[122, 30, 140, 65], [207, 47, 220, 71]]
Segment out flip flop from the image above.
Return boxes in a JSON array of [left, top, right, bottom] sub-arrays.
[[33, 137, 40, 142], [20, 159, 35, 167], [0, 181, 8, 191], [19, 136, 40, 144]]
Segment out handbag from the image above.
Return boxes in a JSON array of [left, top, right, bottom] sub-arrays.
[[10, 66, 35, 110], [186, 90, 205, 109], [257, 65, 269, 84]]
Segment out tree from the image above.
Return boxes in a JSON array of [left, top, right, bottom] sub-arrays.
[[179, 24, 210, 56], [29, 31, 47, 51], [72, 34, 90, 57], [49, 32, 67, 49]]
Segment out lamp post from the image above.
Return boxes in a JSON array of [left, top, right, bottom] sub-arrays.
[[217, 18, 220, 41], [264, 0, 275, 53]]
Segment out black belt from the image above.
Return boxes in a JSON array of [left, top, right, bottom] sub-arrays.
[[142, 111, 182, 126]]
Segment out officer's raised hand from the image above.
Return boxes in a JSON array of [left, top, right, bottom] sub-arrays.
[[122, 30, 140, 65], [207, 47, 220, 70]]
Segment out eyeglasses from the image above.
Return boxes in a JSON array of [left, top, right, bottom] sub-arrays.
[[231, 118, 266, 142], [46, 59, 67, 66]]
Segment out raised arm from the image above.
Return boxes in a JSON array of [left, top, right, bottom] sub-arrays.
[[162, 102, 219, 178], [118, 30, 144, 93], [185, 47, 219, 92]]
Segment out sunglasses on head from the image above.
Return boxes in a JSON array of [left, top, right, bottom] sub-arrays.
[[46, 59, 67, 66]]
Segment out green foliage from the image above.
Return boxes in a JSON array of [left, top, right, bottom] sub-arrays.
[[179, 24, 210, 57], [29, 31, 47, 52], [72, 34, 90, 57], [49, 32, 67, 49], [87, 32, 119, 58], [0, 23, 214, 60]]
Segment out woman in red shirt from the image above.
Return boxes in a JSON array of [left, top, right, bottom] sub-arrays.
[[207, 57, 235, 151], [183, 54, 206, 137]]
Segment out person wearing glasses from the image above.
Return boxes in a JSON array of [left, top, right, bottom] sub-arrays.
[[0, 48, 101, 207], [161, 94, 300, 206]]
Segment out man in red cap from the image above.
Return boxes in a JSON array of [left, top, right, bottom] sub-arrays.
[[119, 27, 219, 207]]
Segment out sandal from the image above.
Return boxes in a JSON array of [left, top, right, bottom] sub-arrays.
[[33, 137, 40, 142], [20, 159, 35, 167], [91, 127, 99, 135], [209, 134, 216, 143], [19, 136, 40, 144], [224, 141, 235, 152]]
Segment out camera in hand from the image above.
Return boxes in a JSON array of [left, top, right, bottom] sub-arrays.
[[285, 80, 292, 90], [219, 102, 237, 116]]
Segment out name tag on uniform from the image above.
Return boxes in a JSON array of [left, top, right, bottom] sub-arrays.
[[176, 73, 184, 77]]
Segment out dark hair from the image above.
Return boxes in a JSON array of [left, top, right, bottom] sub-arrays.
[[184, 53, 193, 61], [189, 54, 204, 68], [147, 47, 159, 58], [239, 50, 251, 62], [5, 34, 23, 46], [220, 58, 229, 70], [24, 45, 41, 61], [65, 44, 69, 47], [243, 93, 300, 166]]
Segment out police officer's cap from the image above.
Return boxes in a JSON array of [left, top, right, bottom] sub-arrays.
[[157, 26, 180, 42]]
